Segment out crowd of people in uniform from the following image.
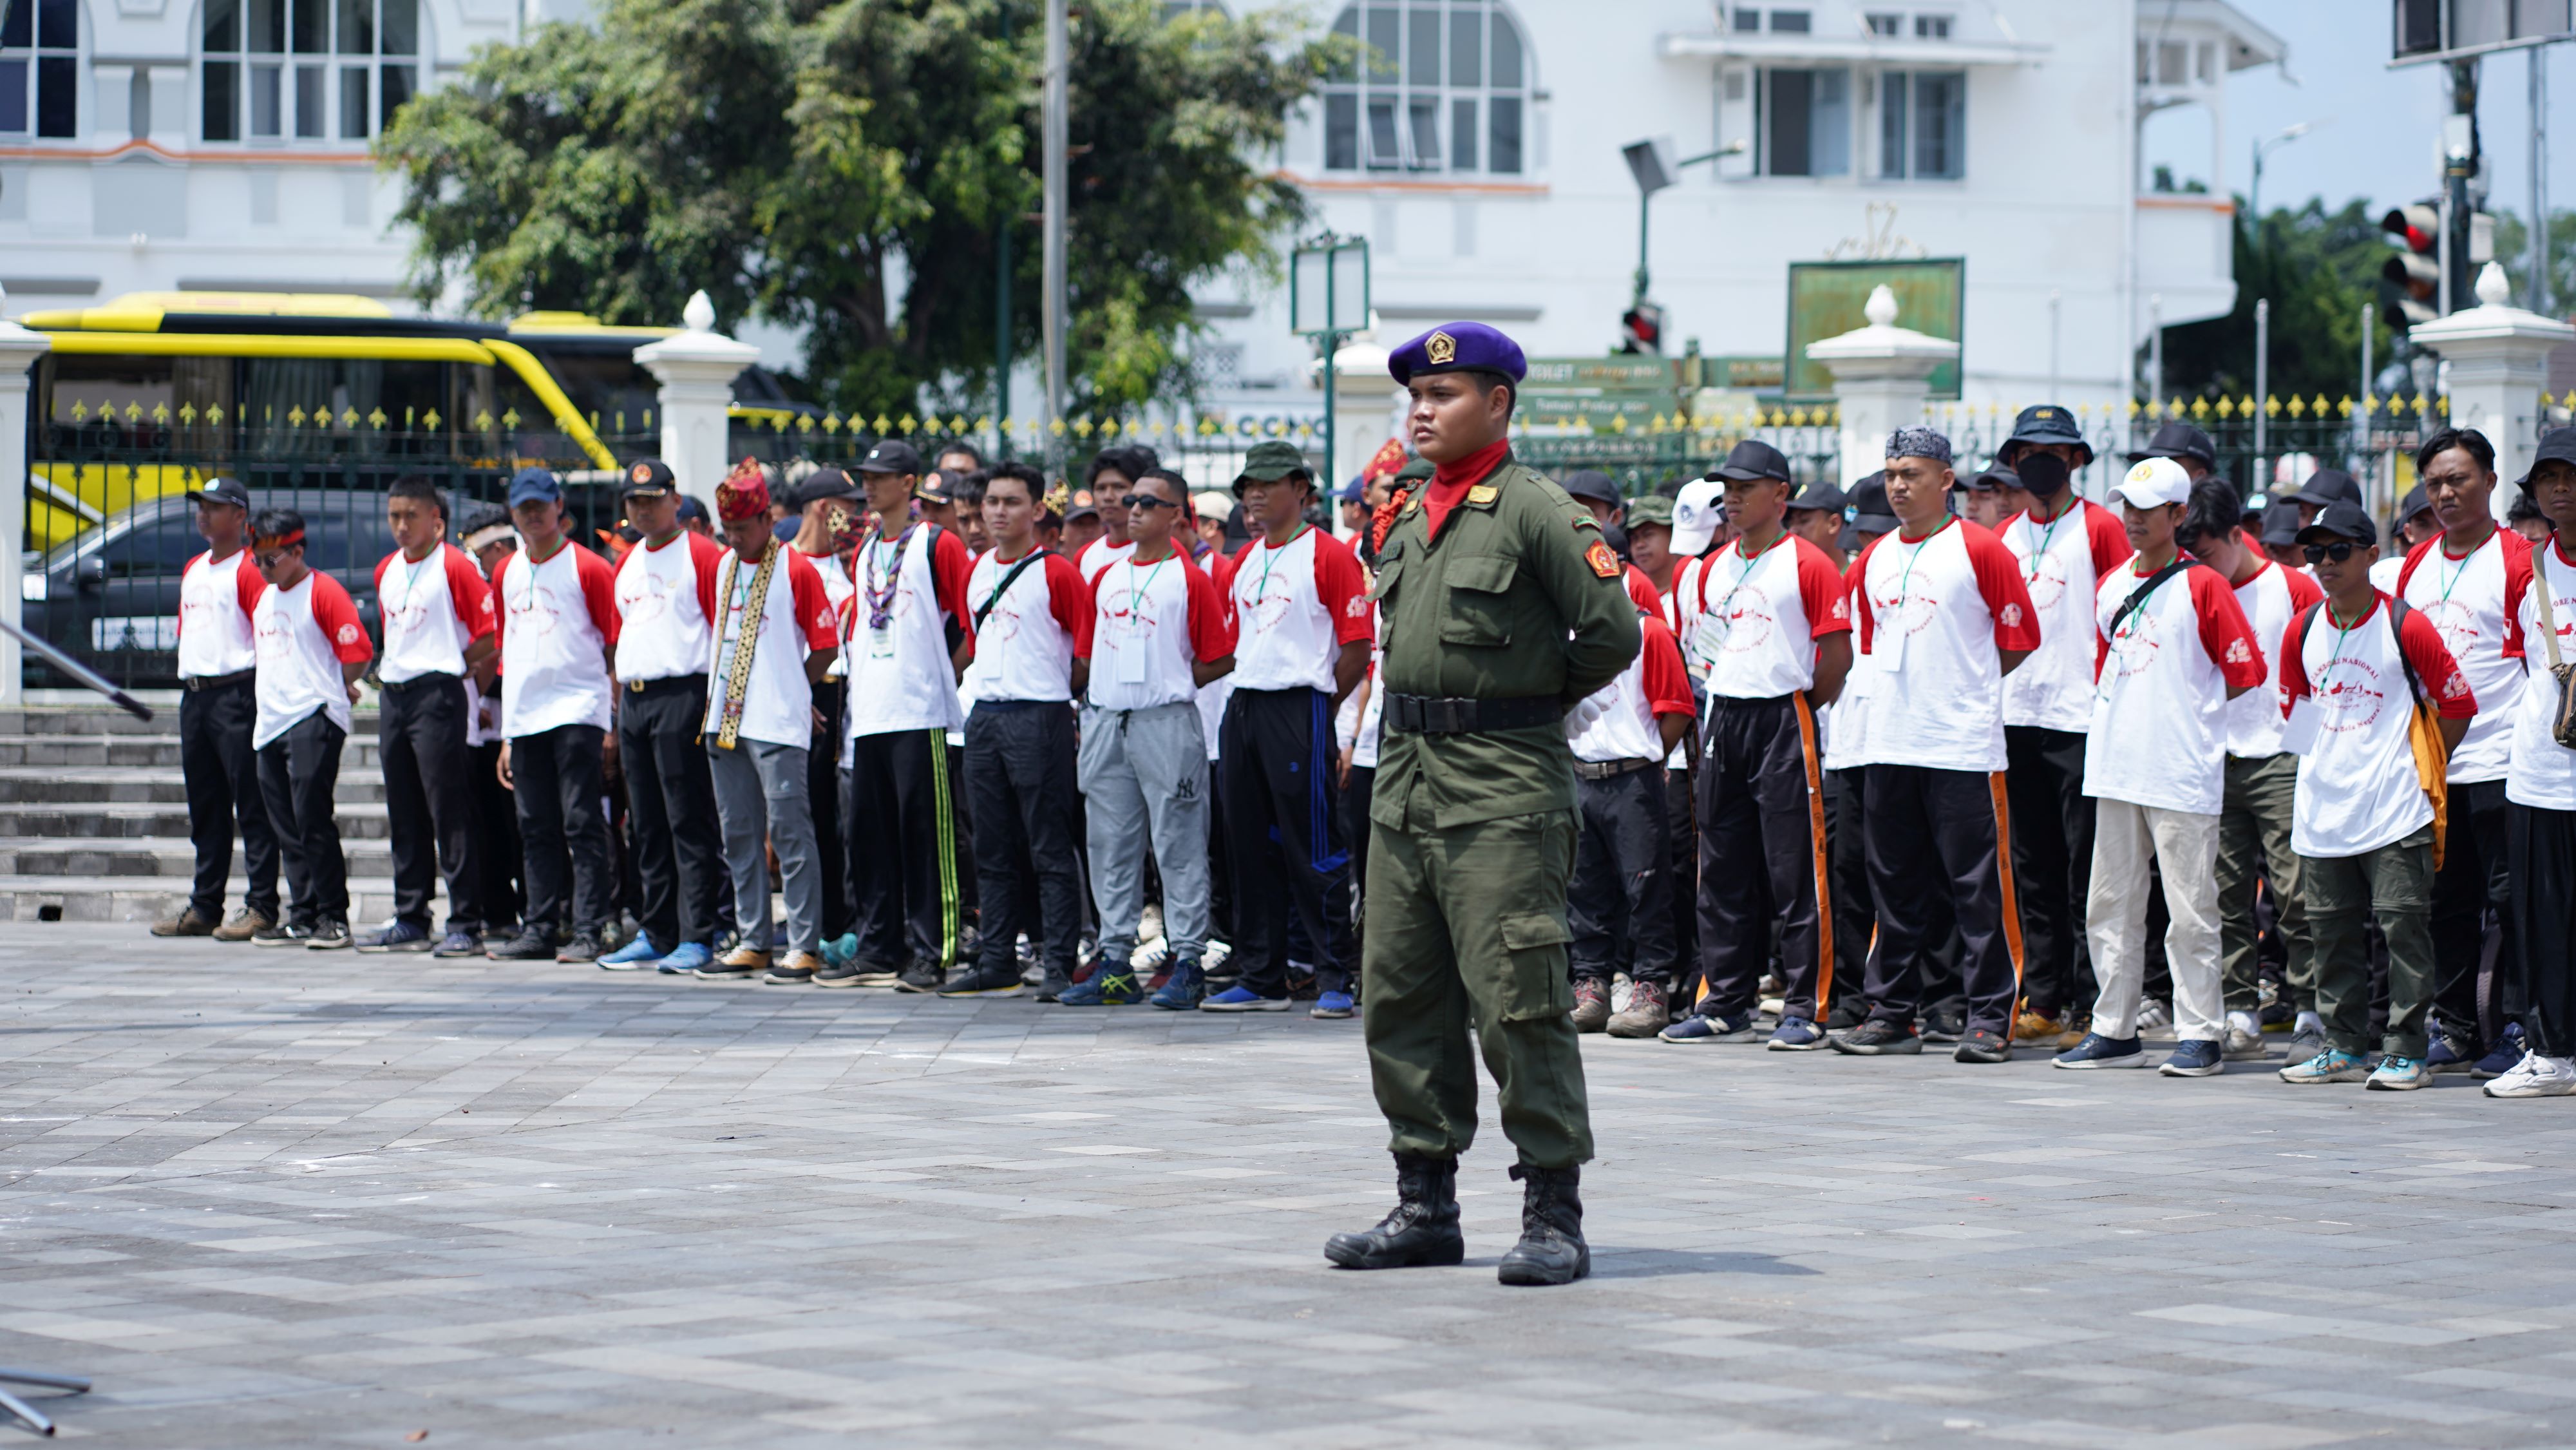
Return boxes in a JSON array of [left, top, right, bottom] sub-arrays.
[[149, 382, 2576, 1100]]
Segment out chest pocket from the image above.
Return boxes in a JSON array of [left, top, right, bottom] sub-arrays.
[[1440, 553, 1517, 647]]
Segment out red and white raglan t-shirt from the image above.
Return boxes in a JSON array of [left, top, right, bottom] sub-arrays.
[[2081, 558, 2268, 815], [491, 540, 620, 738], [2501, 533, 2576, 810], [1822, 559, 1875, 773], [2397, 527, 2535, 783], [963, 547, 1089, 704], [2224, 558, 2324, 759], [375, 543, 496, 685], [613, 531, 724, 684], [1227, 526, 1370, 692], [703, 546, 839, 749], [1623, 564, 1662, 620], [1077, 548, 1235, 712], [252, 571, 372, 749], [1853, 518, 2043, 774], [1571, 613, 1695, 765], [1687, 532, 1853, 701], [177, 547, 265, 678], [1077, 534, 1137, 584], [2002, 499, 2132, 732], [842, 523, 976, 741], [2280, 592, 2477, 858]]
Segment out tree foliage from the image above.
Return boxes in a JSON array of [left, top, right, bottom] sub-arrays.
[[378, 0, 1337, 418], [2157, 198, 2394, 405]]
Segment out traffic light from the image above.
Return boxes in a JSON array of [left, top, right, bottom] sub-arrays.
[[2380, 202, 2440, 330], [1620, 300, 1664, 354]]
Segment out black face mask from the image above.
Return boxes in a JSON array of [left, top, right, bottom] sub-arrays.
[[2016, 452, 2072, 498]]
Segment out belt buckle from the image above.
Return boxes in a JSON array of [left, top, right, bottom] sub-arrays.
[[628, 678, 645, 694], [1434, 698, 1466, 733]]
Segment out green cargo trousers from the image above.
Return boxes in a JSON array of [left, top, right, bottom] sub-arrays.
[[2218, 752, 2314, 1014], [2305, 826, 2436, 1060], [1360, 803, 1594, 1170]]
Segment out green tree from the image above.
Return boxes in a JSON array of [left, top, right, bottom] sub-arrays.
[[378, 0, 1337, 421], [2491, 209, 2576, 318], [2157, 197, 2394, 405]]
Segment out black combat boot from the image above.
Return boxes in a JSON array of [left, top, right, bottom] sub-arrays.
[[1324, 1152, 1464, 1269], [1496, 1162, 1589, 1286]]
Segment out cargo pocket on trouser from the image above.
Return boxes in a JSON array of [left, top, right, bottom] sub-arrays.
[[1495, 911, 1575, 1022]]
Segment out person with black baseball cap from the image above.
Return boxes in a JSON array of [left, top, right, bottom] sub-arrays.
[[2128, 420, 2219, 479], [784, 464, 864, 957], [155, 476, 283, 942], [1782, 478, 1849, 559], [2287, 467, 2363, 530], [2275, 498, 2476, 1090], [2257, 496, 2306, 571], [1994, 405, 2134, 1045]]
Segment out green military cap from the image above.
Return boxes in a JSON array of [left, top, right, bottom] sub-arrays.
[[1625, 495, 1674, 530], [1394, 455, 1435, 484], [1233, 439, 1314, 495]]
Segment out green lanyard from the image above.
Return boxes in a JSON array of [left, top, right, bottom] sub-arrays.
[[1255, 524, 1310, 601], [1891, 517, 1953, 615], [2021, 501, 2070, 581], [1126, 551, 1171, 625], [2434, 533, 2485, 606], [1712, 529, 1792, 633]]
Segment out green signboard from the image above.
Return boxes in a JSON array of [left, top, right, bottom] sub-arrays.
[[1519, 356, 1687, 430], [1783, 258, 1965, 402]]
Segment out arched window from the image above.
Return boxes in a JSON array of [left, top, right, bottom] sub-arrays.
[[1320, 0, 1529, 178], [199, 0, 418, 144], [0, 0, 80, 138]]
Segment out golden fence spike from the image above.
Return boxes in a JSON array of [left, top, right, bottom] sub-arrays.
[[151, 403, 169, 425], [897, 414, 918, 434], [288, 405, 306, 427], [178, 403, 196, 426], [368, 407, 388, 429], [500, 407, 520, 430]]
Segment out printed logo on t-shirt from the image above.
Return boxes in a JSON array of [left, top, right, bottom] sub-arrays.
[[2108, 613, 2163, 678], [2441, 669, 2471, 702], [2315, 655, 2387, 732], [255, 611, 290, 660], [618, 568, 677, 625], [508, 578, 565, 637], [1878, 586, 1942, 636], [2225, 637, 2253, 665], [2021, 551, 2069, 611], [2420, 596, 2482, 662], [1999, 602, 2025, 630], [334, 622, 364, 647], [1709, 584, 1776, 653], [1240, 575, 1294, 634], [1343, 594, 1370, 620]]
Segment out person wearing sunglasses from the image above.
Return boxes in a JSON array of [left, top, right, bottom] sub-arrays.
[[2275, 499, 2475, 1091]]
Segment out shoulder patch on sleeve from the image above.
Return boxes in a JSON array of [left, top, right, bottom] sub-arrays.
[[1585, 540, 1621, 578], [1571, 515, 1602, 532]]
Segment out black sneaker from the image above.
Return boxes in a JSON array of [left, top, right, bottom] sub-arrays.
[[893, 960, 946, 993], [486, 928, 557, 960], [1921, 1007, 1967, 1043], [356, 921, 433, 953], [763, 951, 822, 985], [556, 931, 605, 964], [1830, 1019, 1923, 1055], [1034, 965, 1073, 1003], [937, 962, 1024, 998], [1953, 1027, 2011, 1064], [432, 928, 486, 958], [305, 919, 353, 951], [812, 959, 864, 988], [251, 921, 313, 948]]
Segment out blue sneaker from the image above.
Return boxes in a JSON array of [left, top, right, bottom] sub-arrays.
[[598, 933, 665, 971], [2367, 1054, 2431, 1091], [820, 931, 860, 968], [2053, 1032, 2149, 1069], [2426, 1033, 2479, 1074], [1061, 965, 1141, 1006], [1659, 1011, 1759, 1043], [2472, 1022, 2528, 1080], [1200, 984, 1290, 1012], [2158, 1039, 2224, 1077], [1151, 960, 1207, 1011], [1766, 1016, 1826, 1051], [1311, 989, 1356, 1020], [2279, 1047, 2371, 1084], [355, 921, 433, 954], [654, 941, 714, 975], [431, 928, 484, 958]]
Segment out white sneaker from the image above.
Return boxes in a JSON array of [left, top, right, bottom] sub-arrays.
[[1132, 935, 1171, 971], [1203, 939, 1233, 971], [2482, 1051, 2576, 1098], [2135, 999, 2173, 1030]]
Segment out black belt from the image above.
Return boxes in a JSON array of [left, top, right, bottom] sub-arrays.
[[1573, 756, 1659, 780], [1385, 692, 1559, 735], [624, 673, 707, 696], [182, 669, 254, 692], [379, 671, 461, 694]]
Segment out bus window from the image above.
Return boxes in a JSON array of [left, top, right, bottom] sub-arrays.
[[240, 356, 444, 452], [41, 354, 232, 448], [524, 347, 659, 436]]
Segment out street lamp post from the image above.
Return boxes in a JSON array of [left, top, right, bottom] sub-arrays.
[[1621, 137, 1747, 314], [2249, 120, 2316, 229]]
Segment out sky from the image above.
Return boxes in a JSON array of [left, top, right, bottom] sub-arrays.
[[2139, 0, 2576, 232]]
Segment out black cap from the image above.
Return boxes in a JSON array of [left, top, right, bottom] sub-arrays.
[[917, 469, 960, 504], [192, 475, 249, 509], [2288, 468, 2363, 510], [2517, 426, 2576, 486], [1560, 470, 1622, 507], [1785, 478, 1846, 515], [2258, 497, 2303, 547], [1966, 465, 2022, 493], [2395, 484, 2432, 523], [2296, 499, 2378, 546], [621, 458, 676, 497], [1711, 439, 1792, 483], [792, 467, 858, 508], [1839, 472, 1899, 551], [1066, 491, 1101, 522], [856, 439, 923, 475], [676, 495, 709, 524], [1998, 404, 2094, 468], [2128, 419, 2217, 468]]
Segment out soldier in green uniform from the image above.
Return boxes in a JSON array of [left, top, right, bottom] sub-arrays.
[[1324, 323, 1642, 1286]]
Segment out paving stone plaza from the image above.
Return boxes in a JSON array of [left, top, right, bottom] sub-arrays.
[[4, 922, 2575, 1448]]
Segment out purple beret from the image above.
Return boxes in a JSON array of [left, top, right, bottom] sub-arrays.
[[1388, 321, 1528, 386]]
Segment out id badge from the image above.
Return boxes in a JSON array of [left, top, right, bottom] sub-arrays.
[[867, 623, 895, 660], [2280, 696, 2321, 756], [1876, 619, 1908, 673], [1117, 635, 1148, 685]]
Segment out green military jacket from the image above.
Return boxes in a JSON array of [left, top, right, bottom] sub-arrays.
[[1368, 451, 1642, 830]]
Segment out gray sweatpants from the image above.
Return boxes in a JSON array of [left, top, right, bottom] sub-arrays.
[[1077, 701, 1211, 968], [707, 738, 820, 955]]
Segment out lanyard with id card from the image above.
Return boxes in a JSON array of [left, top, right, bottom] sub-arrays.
[[1119, 556, 1169, 686]]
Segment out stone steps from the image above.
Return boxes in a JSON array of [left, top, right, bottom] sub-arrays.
[[2, 874, 406, 922]]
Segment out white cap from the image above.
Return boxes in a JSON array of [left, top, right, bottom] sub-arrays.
[[1672, 479, 1725, 555], [2112, 456, 2191, 510]]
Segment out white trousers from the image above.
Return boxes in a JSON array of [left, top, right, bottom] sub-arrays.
[[2085, 798, 2224, 1043]]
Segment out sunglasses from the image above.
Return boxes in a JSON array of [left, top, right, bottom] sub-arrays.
[[2302, 542, 2360, 564], [1120, 494, 1180, 511]]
